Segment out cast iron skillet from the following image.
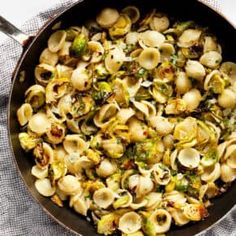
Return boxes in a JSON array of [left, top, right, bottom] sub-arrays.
[[1, 0, 236, 235]]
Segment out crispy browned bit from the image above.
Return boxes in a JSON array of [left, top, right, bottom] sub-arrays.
[[51, 194, 63, 207], [51, 124, 63, 138]]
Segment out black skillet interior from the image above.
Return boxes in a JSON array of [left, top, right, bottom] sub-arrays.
[[9, 0, 236, 235]]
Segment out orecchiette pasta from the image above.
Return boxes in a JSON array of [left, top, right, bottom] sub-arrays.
[[17, 5, 236, 236], [118, 211, 142, 234], [93, 188, 115, 209], [17, 103, 33, 126]]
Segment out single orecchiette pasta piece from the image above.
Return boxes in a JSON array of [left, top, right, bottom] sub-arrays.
[[58, 175, 82, 195], [178, 29, 202, 48], [117, 108, 135, 124], [46, 123, 66, 144], [150, 13, 170, 32], [109, 14, 132, 37], [203, 36, 219, 53], [46, 105, 66, 124], [31, 165, 48, 179], [183, 203, 207, 221], [93, 103, 118, 128], [145, 192, 162, 210], [139, 30, 165, 48], [178, 148, 200, 169], [149, 116, 174, 136], [163, 134, 174, 149], [122, 6, 140, 23], [25, 84, 45, 109], [218, 88, 236, 109], [56, 64, 73, 79], [220, 61, 236, 82], [48, 30, 67, 53], [105, 47, 125, 74], [93, 188, 114, 209], [65, 153, 82, 174], [148, 209, 172, 234], [39, 48, 59, 66], [28, 112, 51, 135], [128, 118, 148, 142], [175, 71, 192, 94], [159, 43, 175, 62], [126, 32, 139, 45], [220, 163, 236, 182], [33, 142, 54, 168], [138, 47, 161, 70], [204, 70, 225, 94], [136, 175, 154, 198], [118, 212, 142, 234], [123, 76, 142, 97], [35, 178, 56, 197], [71, 67, 92, 91], [200, 51, 222, 69], [46, 78, 70, 103], [96, 159, 117, 178], [169, 208, 190, 226], [53, 146, 67, 162], [96, 8, 120, 28], [70, 194, 90, 216], [201, 163, 221, 182], [152, 163, 171, 185], [112, 78, 130, 107], [164, 191, 187, 208], [57, 94, 72, 117], [59, 41, 72, 57], [182, 89, 202, 112], [204, 182, 219, 199], [34, 63, 55, 86], [102, 138, 124, 158], [17, 103, 33, 126], [63, 135, 88, 154], [87, 41, 104, 63], [225, 145, 236, 169], [130, 198, 148, 210], [185, 60, 206, 81]]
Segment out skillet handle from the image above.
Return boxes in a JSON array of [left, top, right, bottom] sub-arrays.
[[0, 15, 32, 47]]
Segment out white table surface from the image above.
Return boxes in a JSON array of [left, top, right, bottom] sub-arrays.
[[0, 0, 236, 45]]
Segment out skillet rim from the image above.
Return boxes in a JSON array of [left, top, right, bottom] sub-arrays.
[[7, 1, 236, 235]]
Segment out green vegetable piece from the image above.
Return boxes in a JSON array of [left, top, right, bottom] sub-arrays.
[[175, 21, 194, 35], [70, 33, 87, 57], [97, 213, 118, 235], [49, 161, 66, 184], [201, 148, 219, 167], [113, 195, 129, 209], [135, 87, 152, 101], [95, 63, 109, 79], [209, 74, 225, 94], [134, 139, 162, 163], [143, 218, 156, 236], [92, 82, 112, 101], [174, 176, 189, 192], [18, 132, 40, 152], [106, 172, 121, 191]]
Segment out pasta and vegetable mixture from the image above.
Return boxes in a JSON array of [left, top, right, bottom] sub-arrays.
[[17, 6, 236, 235]]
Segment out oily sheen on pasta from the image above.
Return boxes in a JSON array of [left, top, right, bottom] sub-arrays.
[[17, 6, 236, 236]]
